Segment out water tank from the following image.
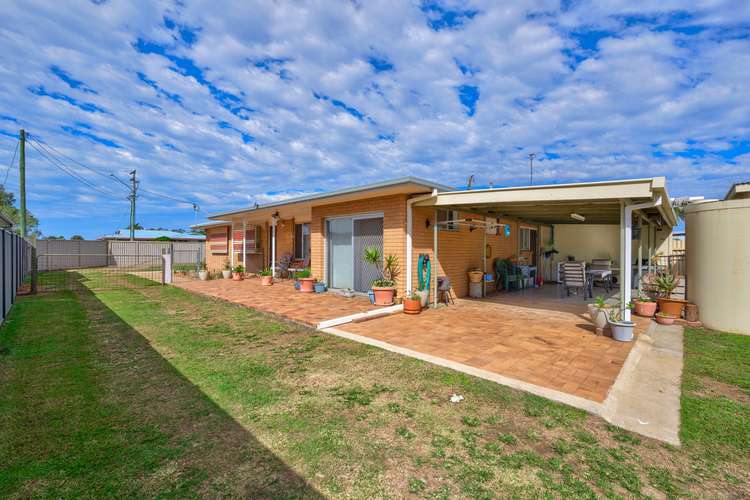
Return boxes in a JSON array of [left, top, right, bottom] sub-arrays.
[[685, 198, 750, 334]]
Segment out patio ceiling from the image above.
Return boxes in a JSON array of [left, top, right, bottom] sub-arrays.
[[415, 177, 676, 226]]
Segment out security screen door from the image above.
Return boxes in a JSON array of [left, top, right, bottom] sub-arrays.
[[327, 216, 383, 292]]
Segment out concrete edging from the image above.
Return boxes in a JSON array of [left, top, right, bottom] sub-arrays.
[[317, 304, 403, 329]]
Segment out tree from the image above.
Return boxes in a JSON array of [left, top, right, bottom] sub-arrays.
[[0, 186, 40, 237], [131, 222, 143, 230], [44, 235, 64, 240], [70, 235, 84, 240]]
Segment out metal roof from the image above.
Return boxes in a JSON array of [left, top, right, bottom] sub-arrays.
[[100, 229, 205, 240], [208, 176, 453, 219]]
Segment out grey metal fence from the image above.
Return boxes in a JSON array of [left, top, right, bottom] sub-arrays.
[[108, 241, 204, 266], [1, 229, 32, 324]]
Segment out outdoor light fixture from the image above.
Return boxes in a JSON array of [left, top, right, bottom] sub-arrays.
[[570, 213, 586, 222], [425, 218, 431, 228]]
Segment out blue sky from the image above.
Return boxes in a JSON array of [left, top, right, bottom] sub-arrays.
[[1, 0, 749, 238]]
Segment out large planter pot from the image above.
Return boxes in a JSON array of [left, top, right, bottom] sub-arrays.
[[609, 320, 635, 342], [372, 286, 395, 306], [657, 298, 687, 318], [415, 289, 429, 308], [587, 305, 610, 335], [198, 270, 209, 281], [314, 282, 327, 293], [261, 275, 273, 286], [298, 277, 315, 293], [232, 272, 244, 281], [222, 270, 232, 279], [467, 270, 483, 284], [403, 298, 422, 315], [655, 314, 676, 325], [633, 300, 657, 317]]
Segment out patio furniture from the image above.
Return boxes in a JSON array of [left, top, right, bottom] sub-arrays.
[[588, 259, 613, 293], [493, 258, 524, 292], [288, 254, 311, 275], [437, 276, 455, 305], [275, 253, 292, 278], [560, 261, 589, 299]]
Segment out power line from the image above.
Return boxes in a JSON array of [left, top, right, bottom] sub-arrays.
[[26, 139, 126, 200], [1, 139, 18, 188]]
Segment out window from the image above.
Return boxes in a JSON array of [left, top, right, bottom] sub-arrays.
[[294, 223, 311, 259], [437, 209, 459, 232], [520, 227, 531, 251]]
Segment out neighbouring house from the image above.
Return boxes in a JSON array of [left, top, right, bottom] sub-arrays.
[[195, 176, 677, 318], [99, 229, 205, 242]]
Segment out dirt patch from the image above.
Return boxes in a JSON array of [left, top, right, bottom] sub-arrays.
[[693, 377, 750, 404]]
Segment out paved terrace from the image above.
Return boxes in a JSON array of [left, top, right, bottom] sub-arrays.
[[177, 277, 378, 326]]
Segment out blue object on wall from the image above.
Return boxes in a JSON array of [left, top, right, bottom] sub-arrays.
[[504, 224, 511, 237]]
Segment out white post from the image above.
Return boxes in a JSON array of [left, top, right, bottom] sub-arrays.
[[623, 205, 633, 321], [230, 222, 235, 267], [271, 218, 277, 278], [648, 222, 654, 275], [406, 190, 438, 294], [433, 208, 438, 309], [619, 201, 627, 317], [482, 224, 487, 297], [637, 216, 643, 297], [242, 220, 247, 269]]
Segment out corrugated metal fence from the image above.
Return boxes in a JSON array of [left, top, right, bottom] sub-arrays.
[[1, 229, 32, 324], [36, 240, 204, 271]]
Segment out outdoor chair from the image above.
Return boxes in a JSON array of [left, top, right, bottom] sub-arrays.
[[288, 254, 310, 275], [589, 259, 613, 293], [493, 258, 524, 292], [437, 276, 455, 305], [276, 253, 292, 278], [561, 261, 589, 299]]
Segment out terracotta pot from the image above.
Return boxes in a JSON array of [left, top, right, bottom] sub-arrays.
[[298, 277, 315, 293], [261, 275, 273, 286], [657, 298, 686, 318], [633, 300, 657, 317], [468, 270, 483, 283], [232, 272, 244, 281], [655, 314, 676, 325], [372, 286, 395, 306], [403, 298, 422, 315]]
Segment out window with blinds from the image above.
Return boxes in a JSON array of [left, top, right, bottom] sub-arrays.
[[208, 227, 229, 254]]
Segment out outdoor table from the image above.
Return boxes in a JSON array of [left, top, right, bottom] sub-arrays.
[[586, 269, 613, 295]]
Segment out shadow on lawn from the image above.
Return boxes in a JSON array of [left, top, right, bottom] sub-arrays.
[[9, 278, 323, 498]]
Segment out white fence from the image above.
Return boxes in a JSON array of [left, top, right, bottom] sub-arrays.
[[1, 229, 32, 324], [36, 240, 204, 271]]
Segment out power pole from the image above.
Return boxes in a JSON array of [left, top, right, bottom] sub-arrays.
[[128, 170, 138, 241], [19, 129, 27, 238], [528, 153, 536, 185]]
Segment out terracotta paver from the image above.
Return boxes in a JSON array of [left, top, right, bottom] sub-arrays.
[[176, 276, 378, 326], [342, 289, 650, 403]]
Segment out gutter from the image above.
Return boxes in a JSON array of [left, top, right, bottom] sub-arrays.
[[406, 189, 438, 293]]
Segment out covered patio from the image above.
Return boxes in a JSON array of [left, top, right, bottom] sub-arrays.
[[411, 177, 678, 321]]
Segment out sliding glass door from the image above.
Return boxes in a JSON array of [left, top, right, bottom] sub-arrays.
[[327, 215, 384, 292]]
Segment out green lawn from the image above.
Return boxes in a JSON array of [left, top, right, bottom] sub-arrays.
[[1, 283, 748, 498]]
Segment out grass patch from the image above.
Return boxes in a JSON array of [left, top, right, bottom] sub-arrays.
[[1, 279, 748, 497]]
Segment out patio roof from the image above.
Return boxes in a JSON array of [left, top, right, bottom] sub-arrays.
[[415, 177, 677, 226]]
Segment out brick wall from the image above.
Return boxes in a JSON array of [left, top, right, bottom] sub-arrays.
[[311, 194, 408, 290], [205, 225, 230, 272], [412, 207, 519, 298]]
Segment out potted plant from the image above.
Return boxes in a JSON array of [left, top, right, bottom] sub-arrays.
[[363, 246, 400, 306], [232, 265, 245, 281], [403, 291, 422, 315], [587, 296, 611, 335], [341, 288, 355, 298], [198, 260, 209, 281], [259, 268, 273, 286], [314, 281, 327, 293], [655, 272, 686, 318], [607, 305, 636, 342], [222, 260, 232, 279], [655, 312, 676, 325], [633, 293, 657, 317], [295, 268, 315, 293]]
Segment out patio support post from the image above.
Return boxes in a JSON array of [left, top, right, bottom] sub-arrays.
[[242, 220, 247, 268], [482, 224, 486, 297], [637, 216, 643, 297], [230, 222, 235, 267], [406, 190, 437, 294], [271, 217, 276, 278], [622, 196, 663, 322], [648, 222, 654, 275], [433, 208, 438, 309], [619, 201, 627, 317]]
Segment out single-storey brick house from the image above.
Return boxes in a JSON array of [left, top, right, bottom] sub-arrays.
[[195, 176, 676, 317]]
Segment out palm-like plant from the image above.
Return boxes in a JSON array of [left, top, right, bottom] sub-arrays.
[[655, 272, 678, 298]]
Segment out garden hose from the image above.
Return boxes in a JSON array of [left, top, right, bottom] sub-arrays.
[[418, 254, 431, 297]]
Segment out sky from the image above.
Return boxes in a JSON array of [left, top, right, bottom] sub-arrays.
[[1, 0, 749, 239]]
